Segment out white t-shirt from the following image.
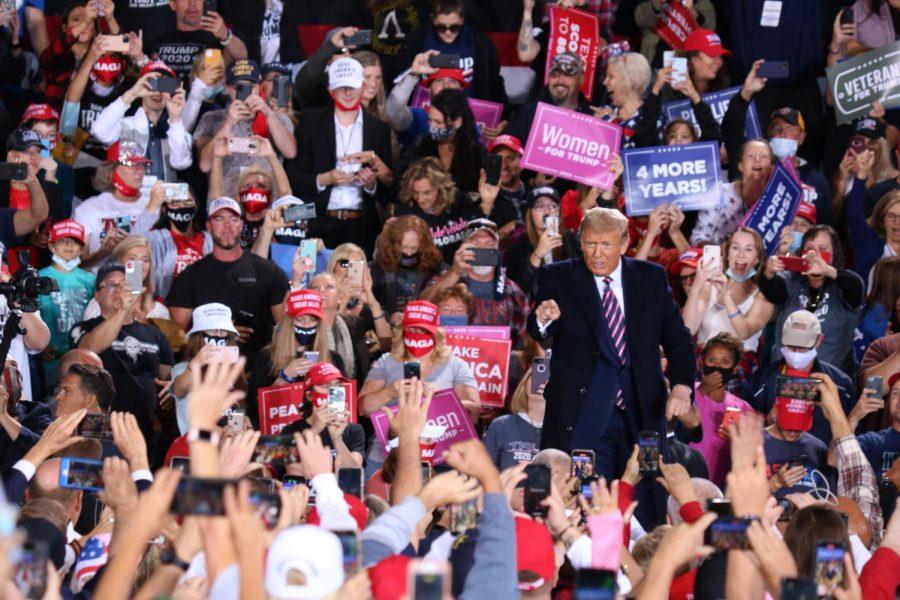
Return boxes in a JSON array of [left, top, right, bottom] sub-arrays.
[[260, 0, 284, 64], [73, 192, 160, 257]]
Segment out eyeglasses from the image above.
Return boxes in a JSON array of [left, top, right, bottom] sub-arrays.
[[885, 213, 900, 223], [679, 273, 696, 283], [435, 24, 462, 33], [100, 282, 124, 292]]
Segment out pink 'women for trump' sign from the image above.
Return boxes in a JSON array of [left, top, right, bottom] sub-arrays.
[[521, 103, 623, 189]]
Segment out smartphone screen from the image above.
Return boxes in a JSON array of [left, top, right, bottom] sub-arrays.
[[77, 412, 112, 440], [638, 430, 660, 474], [404, 361, 421, 380], [450, 498, 478, 533], [781, 577, 817, 600], [282, 475, 306, 490], [170, 456, 190, 473], [252, 435, 300, 464], [706, 498, 733, 517], [60, 458, 105, 492], [249, 491, 281, 529], [571, 449, 595, 480], [574, 568, 616, 600], [327, 385, 347, 414], [421, 461, 432, 483], [815, 542, 845, 597], [775, 375, 822, 402], [337, 467, 363, 498], [14, 541, 49, 600], [524, 464, 551, 517], [171, 477, 231, 515], [709, 516, 753, 551], [335, 530, 360, 574]]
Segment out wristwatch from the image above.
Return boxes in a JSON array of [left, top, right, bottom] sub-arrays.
[[187, 427, 220, 445], [160, 548, 191, 571]]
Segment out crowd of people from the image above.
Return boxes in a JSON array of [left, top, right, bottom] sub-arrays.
[[0, 0, 899, 597]]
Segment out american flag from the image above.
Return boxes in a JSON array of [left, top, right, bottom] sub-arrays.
[[72, 533, 111, 592]]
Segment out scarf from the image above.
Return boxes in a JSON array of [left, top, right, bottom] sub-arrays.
[[327, 316, 356, 378]]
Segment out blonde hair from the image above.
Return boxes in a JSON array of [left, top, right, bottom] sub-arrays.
[[266, 313, 330, 373], [579, 207, 629, 239], [509, 368, 533, 413], [326, 243, 367, 274], [112, 235, 156, 310], [608, 52, 651, 95], [388, 326, 452, 363], [399, 157, 458, 216], [238, 168, 282, 197]]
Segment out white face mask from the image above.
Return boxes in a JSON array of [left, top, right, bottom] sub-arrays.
[[782, 346, 817, 370], [770, 137, 799, 159], [470, 265, 494, 277], [52, 255, 81, 271], [91, 81, 116, 97]]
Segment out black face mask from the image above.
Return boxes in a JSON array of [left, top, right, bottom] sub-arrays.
[[294, 325, 318, 347], [702, 364, 735, 385], [399, 252, 420, 269], [168, 206, 196, 232], [203, 334, 230, 347]]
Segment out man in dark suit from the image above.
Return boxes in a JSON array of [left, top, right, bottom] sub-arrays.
[[527, 207, 696, 481], [284, 57, 393, 255]]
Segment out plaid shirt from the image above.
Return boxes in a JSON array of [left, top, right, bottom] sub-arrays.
[[39, 28, 78, 108], [833, 434, 883, 547], [586, 0, 619, 40]]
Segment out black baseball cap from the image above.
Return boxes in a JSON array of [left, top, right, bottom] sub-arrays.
[[529, 186, 560, 207], [226, 59, 261, 85], [261, 62, 291, 77], [6, 128, 42, 152], [95, 263, 126, 291], [853, 117, 886, 140]]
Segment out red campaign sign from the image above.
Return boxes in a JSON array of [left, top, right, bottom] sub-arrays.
[[652, 1, 699, 50], [257, 381, 358, 435], [446, 333, 512, 408], [544, 6, 601, 101]]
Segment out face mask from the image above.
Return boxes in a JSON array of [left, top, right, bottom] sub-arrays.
[[398, 252, 420, 268], [330, 90, 362, 112], [439, 314, 468, 327], [167, 206, 196, 232], [239, 187, 271, 214], [91, 56, 123, 86], [726, 267, 756, 283], [770, 137, 798, 159], [91, 81, 117, 97], [204, 335, 230, 347], [702, 364, 735, 385], [429, 124, 457, 142], [112, 170, 140, 198], [204, 84, 225, 100], [404, 331, 435, 358], [471, 265, 493, 277], [790, 231, 804, 254], [308, 389, 329, 408], [293, 325, 318, 347], [51, 254, 81, 271], [39, 138, 52, 158], [782, 346, 817, 370]]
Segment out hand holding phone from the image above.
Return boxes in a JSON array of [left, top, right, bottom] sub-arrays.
[[524, 464, 551, 517]]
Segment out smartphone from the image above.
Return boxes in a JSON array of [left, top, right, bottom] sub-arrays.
[[235, 81, 253, 102], [203, 48, 223, 69], [450, 498, 478, 534], [233, 310, 254, 329], [273, 75, 291, 108], [404, 361, 421, 380], [303, 351, 320, 363], [483, 153, 502, 186], [246, 476, 276, 494], [334, 530, 360, 574], [663, 50, 675, 68], [0, 162, 27, 181], [252, 435, 300, 464], [409, 560, 449, 600], [787, 454, 808, 470], [781, 577, 817, 600], [282, 474, 306, 490], [162, 182, 190, 202], [702, 244, 721, 272], [92, 0, 105, 17], [571, 449, 596, 480], [721, 406, 741, 429], [327, 384, 347, 414], [706, 497, 733, 517], [428, 54, 461, 69], [469, 248, 500, 267], [524, 463, 551, 518], [781, 256, 809, 272], [709, 516, 753, 551], [226, 408, 245, 433], [758, 61, 790, 79], [346, 260, 365, 288], [544, 214, 560, 237], [149, 75, 180, 93], [671, 57, 688, 85], [96, 33, 129, 53], [203, 0, 216, 16], [299, 239, 318, 274], [77, 412, 112, 440], [815, 542, 845, 597], [880, 478, 897, 523], [116, 215, 132, 233], [125, 260, 142, 295], [14, 541, 49, 600], [171, 477, 231, 515], [574, 568, 616, 600], [228, 137, 258, 154], [208, 345, 239, 364], [840, 7, 854, 26], [170, 456, 190, 473], [249, 490, 281, 529], [531, 357, 550, 393], [421, 461, 432, 483], [344, 29, 373, 47], [775, 375, 822, 402], [337, 467, 364, 498], [866, 375, 883, 398], [638, 430, 660, 475], [59, 457, 104, 492]]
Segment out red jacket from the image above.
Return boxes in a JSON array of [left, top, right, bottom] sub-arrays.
[[860, 546, 900, 599]]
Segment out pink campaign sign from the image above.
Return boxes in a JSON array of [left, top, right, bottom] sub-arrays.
[[521, 102, 623, 189], [370, 389, 477, 465], [410, 88, 503, 143], [443, 325, 510, 340]]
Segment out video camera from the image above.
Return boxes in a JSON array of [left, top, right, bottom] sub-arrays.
[[0, 250, 58, 313]]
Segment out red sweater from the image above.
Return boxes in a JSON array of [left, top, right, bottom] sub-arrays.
[[860, 546, 900, 599]]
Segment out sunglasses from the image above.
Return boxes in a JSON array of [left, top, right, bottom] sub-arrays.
[[338, 259, 351, 268], [435, 24, 462, 33]]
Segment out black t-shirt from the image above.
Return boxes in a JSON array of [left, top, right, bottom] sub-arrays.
[[166, 251, 290, 357], [395, 193, 479, 264], [69, 317, 173, 438], [79, 86, 124, 158], [149, 29, 222, 81], [115, 0, 176, 48], [280, 418, 366, 457]]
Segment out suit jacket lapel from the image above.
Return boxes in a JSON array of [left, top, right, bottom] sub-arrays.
[[572, 261, 616, 358], [325, 109, 338, 166], [621, 258, 641, 355]]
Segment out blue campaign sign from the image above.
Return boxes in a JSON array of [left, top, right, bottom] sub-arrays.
[[622, 142, 722, 217], [663, 86, 762, 140], [742, 162, 803, 255]]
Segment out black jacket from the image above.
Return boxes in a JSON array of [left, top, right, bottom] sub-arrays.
[[221, 0, 307, 65], [503, 228, 580, 299]]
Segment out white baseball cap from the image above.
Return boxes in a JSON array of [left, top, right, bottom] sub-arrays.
[[187, 303, 239, 336], [265, 526, 344, 599], [328, 57, 364, 91], [207, 196, 242, 218]]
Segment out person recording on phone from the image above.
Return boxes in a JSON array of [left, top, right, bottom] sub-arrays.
[[2, 129, 52, 245], [90, 59, 192, 182], [280, 362, 364, 469], [527, 207, 696, 485]]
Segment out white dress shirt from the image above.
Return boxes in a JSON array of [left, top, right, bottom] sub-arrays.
[[317, 109, 375, 211]]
